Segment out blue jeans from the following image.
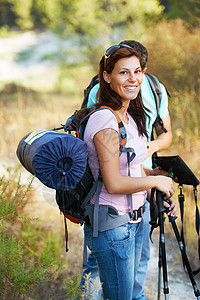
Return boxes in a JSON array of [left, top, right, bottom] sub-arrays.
[[132, 201, 151, 299], [83, 220, 144, 300], [80, 202, 151, 300]]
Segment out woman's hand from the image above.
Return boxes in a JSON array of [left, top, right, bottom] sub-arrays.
[[142, 166, 168, 177], [151, 167, 179, 182], [154, 175, 175, 199], [143, 166, 174, 178], [151, 166, 168, 176], [163, 198, 177, 217]]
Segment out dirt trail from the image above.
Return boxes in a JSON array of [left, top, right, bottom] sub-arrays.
[[145, 230, 200, 300]]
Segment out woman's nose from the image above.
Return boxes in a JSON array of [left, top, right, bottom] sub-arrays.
[[128, 72, 137, 81]]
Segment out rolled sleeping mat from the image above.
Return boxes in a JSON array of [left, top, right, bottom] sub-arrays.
[[16, 129, 88, 190]]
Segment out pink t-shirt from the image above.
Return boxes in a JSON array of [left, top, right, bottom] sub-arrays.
[[84, 109, 148, 218]]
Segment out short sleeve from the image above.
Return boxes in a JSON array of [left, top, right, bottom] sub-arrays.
[[159, 83, 169, 119], [84, 109, 119, 141]]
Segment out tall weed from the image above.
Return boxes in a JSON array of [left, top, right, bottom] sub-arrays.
[[0, 175, 34, 223], [0, 175, 63, 299], [64, 272, 101, 300]]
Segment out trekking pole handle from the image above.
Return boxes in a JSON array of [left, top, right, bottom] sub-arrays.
[[156, 190, 166, 213]]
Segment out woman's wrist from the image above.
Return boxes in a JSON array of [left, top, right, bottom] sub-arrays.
[[146, 175, 159, 189]]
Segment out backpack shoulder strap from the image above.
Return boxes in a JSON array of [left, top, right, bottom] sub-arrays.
[[80, 105, 136, 237], [62, 105, 128, 152], [80, 105, 135, 159], [145, 73, 167, 134], [145, 72, 161, 114], [81, 74, 99, 108]]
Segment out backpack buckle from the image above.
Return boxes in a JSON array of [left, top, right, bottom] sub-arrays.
[[131, 205, 144, 221], [120, 132, 126, 139], [133, 210, 138, 221]]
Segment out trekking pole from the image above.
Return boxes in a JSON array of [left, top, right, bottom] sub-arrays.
[[157, 241, 162, 300], [167, 213, 200, 299], [156, 190, 169, 300]]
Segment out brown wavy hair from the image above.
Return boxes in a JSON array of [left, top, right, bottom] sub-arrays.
[[97, 46, 149, 137], [76, 44, 149, 138]]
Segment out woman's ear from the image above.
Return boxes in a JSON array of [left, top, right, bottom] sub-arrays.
[[103, 71, 111, 84]]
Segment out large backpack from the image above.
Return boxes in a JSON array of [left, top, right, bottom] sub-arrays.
[[16, 105, 137, 255], [56, 105, 137, 252]]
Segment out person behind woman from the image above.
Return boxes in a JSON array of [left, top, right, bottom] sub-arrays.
[[78, 44, 177, 300]]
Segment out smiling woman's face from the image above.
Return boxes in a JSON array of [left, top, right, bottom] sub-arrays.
[[103, 56, 146, 102]]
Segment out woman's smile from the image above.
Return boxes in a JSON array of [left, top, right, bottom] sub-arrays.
[[124, 84, 139, 92], [104, 55, 146, 101]]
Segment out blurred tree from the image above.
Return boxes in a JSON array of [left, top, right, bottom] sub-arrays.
[[15, 0, 162, 72], [12, 0, 33, 29], [0, 0, 164, 34], [48, 0, 164, 70], [146, 20, 200, 93], [161, 0, 200, 27], [0, 0, 164, 73], [145, 19, 200, 137], [0, 0, 16, 27]]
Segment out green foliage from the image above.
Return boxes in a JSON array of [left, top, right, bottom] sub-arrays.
[[0, 0, 164, 87], [0, 25, 10, 37], [0, 0, 164, 33], [64, 272, 101, 300], [165, 0, 200, 27], [144, 20, 200, 143], [32, 0, 164, 84], [0, 228, 62, 299], [20, 220, 63, 263], [0, 175, 34, 223], [12, 0, 33, 30], [0, 174, 63, 299], [64, 272, 82, 299], [0, 0, 16, 27], [146, 20, 200, 92]]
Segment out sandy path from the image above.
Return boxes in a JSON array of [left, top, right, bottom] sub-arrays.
[[145, 230, 200, 300]]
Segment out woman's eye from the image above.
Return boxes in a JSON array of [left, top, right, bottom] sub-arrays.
[[135, 69, 142, 74], [120, 71, 128, 74]]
